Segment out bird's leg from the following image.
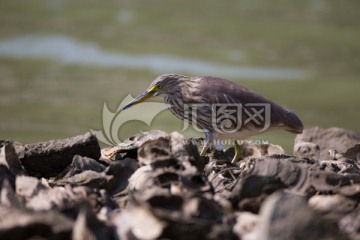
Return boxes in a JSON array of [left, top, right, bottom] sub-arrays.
[[200, 132, 213, 156], [231, 140, 242, 163]]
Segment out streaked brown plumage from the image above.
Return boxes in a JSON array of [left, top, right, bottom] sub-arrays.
[[121, 73, 304, 162]]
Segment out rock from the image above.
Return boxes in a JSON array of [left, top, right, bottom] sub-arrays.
[[293, 141, 320, 160], [0, 142, 25, 176], [137, 136, 176, 168], [0, 206, 74, 239], [54, 170, 113, 189], [258, 191, 346, 240], [169, 132, 205, 171], [0, 179, 20, 207], [179, 172, 213, 195], [69, 155, 106, 175], [0, 165, 15, 189], [101, 130, 169, 160], [127, 191, 230, 240], [26, 185, 93, 211], [15, 175, 49, 198], [318, 159, 360, 176], [56, 155, 107, 180], [339, 206, 360, 240], [112, 205, 166, 240], [205, 160, 240, 196], [308, 194, 357, 221], [128, 165, 154, 192], [328, 149, 343, 160], [137, 132, 204, 172], [338, 184, 360, 200], [18, 132, 101, 178], [128, 165, 212, 199], [260, 143, 285, 156], [231, 175, 286, 212], [343, 144, 360, 161], [236, 156, 358, 195], [295, 127, 360, 160], [233, 212, 259, 240], [225, 141, 285, 162], [307, 168, 345, 192], [72, 208, 96, 240], [72, 207, 111, 240], [0, 129, 359, 239], [105, 157, 138, 195], [237, 157, 312, 193]]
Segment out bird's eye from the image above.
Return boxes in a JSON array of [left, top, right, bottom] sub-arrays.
[[155, 84, 162, 90]]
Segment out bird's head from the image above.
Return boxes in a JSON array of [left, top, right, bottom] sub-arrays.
[[121, 73, 186, 111]]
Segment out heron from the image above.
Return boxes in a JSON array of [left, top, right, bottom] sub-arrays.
[[121, 74, 303, 163]]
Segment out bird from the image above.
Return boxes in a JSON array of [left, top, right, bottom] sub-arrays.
[[121, 73, 304, 163]]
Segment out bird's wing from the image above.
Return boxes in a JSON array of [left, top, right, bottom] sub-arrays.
[[198, 76, 303, 133]]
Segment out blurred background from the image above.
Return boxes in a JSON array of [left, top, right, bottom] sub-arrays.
[[0, 0, 359, 152]]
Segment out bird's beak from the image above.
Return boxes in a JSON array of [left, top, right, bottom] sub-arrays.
[[121, 86, 157, 111]]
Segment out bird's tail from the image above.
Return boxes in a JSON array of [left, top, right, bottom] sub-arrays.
[[284, 110, 304, 134]]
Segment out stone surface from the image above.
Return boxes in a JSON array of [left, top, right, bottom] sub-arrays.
[[295, 127, 360, 160], [258, 191, 346, 240], [0, 128, 359, 239], [18, 132, 101, 178], [293, 141, 320, 160], [0, 206, 74, 239], [0, 142, 25, 176]]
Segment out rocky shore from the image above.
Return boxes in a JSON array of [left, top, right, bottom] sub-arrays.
[[0, 127, 359, 240]]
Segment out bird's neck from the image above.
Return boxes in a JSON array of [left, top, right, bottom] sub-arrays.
[[164, 76, 201, 105], [178, 77, 201, 101]]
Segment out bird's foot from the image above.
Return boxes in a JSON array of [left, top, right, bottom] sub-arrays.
[[231, 140, 242, 163], [200, 144, 208, 156], [200, 131, 213, 156]]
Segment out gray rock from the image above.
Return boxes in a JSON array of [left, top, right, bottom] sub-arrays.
[[112, 205, 166, 240], [230, 175, 286, 212], [15, 175, 49, 199], [0, 142, 25, 176], [0, 206, 74, 239], [343, 144, 360, 160], [225, 141, 285, 162], [105, 157, 138, 195], [309, 194, 357, 221], [338, 184, 360, 200], [233, 212, 259, 240], [54, 170, 112, 189], [1, 129, 360, 239], [258, 191, 346, 240], [72, 207, 111, 240], [18, 132, 101, 178], [26, 185, 91, 211], [339, 206, 360, 240], [72, 208, 96, 240], [0, 179, 20, 207], [318, 159, 360, 175], [293, 141, 320, 160], [137, 136, 175, 167], [0, 165, 15, 190], [295, 127, 360, 160], [101, 130, 168, 160], [237, 157, 313, 193], [57, 155, 106, 180], [328, 149, 343, 160]]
